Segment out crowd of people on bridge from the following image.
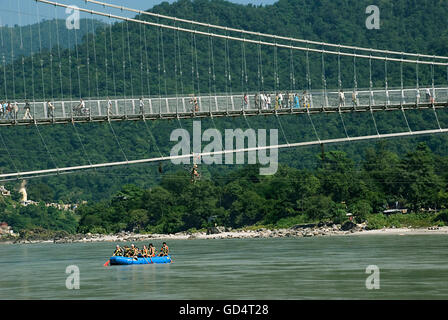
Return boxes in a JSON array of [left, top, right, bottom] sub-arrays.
[[0, 99, 54, 120], [254, 91, 312, 110], [0, 88, 437, 121], [112, 242, 170, 259], [0, 101, 20, 120]]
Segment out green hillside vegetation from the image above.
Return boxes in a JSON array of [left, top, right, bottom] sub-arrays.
[[1, 0, 447, 100], [0, 0, 448, 234], [1, 110, 448, 203], [75, 143, 448, 234], [2, 141, 448, 237], [0, 19, 105, 64], [0, 193, 78, 240]]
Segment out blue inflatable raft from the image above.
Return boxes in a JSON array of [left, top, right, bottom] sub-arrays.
[[109, 255, 172, 265]]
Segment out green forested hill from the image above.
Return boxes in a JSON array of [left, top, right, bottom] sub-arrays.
[[0, 0, 448, 207], [0, 19, 105, 64], [1, 0, 448, 100]]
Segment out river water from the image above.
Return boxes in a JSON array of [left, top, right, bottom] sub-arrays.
[[0, 234, 447, 300]]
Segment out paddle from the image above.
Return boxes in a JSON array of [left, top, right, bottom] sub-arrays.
[[104, 259, 110, 267], [142, 256, 152, 264]]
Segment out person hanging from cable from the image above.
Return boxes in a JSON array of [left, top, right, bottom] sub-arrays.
[[191, 163, 200, 183], [191, 154, 201, 183], [23, 100, 33, 120], [158, 162, 163, 174]]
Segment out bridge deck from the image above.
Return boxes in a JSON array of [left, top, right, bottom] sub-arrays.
[[1, 102, 448, 126], [1, 87, 446, 126]]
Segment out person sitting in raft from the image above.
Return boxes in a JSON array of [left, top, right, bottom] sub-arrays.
[[158, 242, 169, 256], [148, 243, 156, 257], [130, 244, 140, 258], [123, 245, 133, 257], [113, 245, 124, 257], [141, 245, 149, 258]]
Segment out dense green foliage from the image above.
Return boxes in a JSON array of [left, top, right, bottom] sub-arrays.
[[0, 195, 78, 237], [76, 143, 448, 234], [0, 109, 447, 204]]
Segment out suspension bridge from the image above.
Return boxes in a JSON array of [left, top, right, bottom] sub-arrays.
[[1, 0, 448, 181]]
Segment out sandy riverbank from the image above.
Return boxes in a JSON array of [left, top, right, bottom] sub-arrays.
[[2, 223, 448, 244], [350, 226, 448, 236]]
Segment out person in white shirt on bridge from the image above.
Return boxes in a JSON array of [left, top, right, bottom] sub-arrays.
[[261, 93, 267, 109], [278, 92, 283, 108], [107, 98, 114, 116], [425, 88, 431, 102], [139, 97, 145, 114], [23, 101, 32, 120], [13, 102, 18, 120], [339, 89, 346, 107], [352, 91, 358, 107], [47, 100, 55, 118]]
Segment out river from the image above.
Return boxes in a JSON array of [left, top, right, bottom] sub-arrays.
[[0, 234, 447, 299]]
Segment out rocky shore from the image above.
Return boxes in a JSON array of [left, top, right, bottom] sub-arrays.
[[3, 221, 447, 244]]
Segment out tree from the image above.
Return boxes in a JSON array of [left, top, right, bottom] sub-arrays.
[[399, 143, 443, 211], [303, 195, 335, 221], [126, 209, 149, 232], [318, 151, 359, 203]]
